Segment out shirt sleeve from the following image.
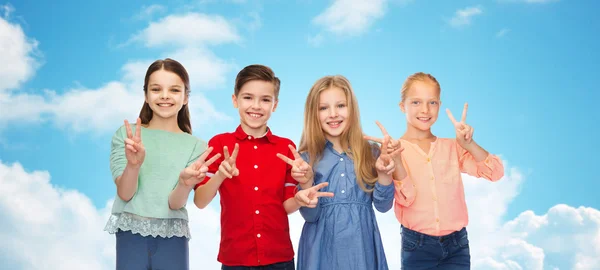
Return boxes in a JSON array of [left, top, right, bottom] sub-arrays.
[[109, 125, 127, 181], [283, 140, 300, 202], [457, 142, 505, 182], [194, 136, 224, 190]]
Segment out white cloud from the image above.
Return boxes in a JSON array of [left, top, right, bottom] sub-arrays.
[[133, 4, 167, 21], [1, 11, 235, 134], [131, 13, 241, 48], [312, 0, 387, 36], [3, 157, 599, 269], [449, 6, 483, 28], [0, 10, 42, 92], [0, 160, 223, 269], [496, 28, 510, 38]]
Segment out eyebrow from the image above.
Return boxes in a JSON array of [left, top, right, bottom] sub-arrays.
[[241, 93, 273, 98], [148, 83, 183, 88]]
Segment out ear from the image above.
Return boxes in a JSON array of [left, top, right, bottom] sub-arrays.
[[399, 101, 406, 113], [183, 94, 189, 106], [272, 99, 278, 112], [232, 94, 238, 108]]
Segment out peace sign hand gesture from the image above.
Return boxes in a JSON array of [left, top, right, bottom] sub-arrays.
[[179, 147, 222, 187], [364, 121, 404, 161], [375, 136, 396, 175], [295, 182, 334, 208], [124, 118, 145, 168], [219, 143, 240, 179], [277, 145, 313, 184], [446, 103, 474, 147]]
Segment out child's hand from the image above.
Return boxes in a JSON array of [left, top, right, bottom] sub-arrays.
[[218, 143, 240, 179], [277, 145, 313, 184], [179, 147, 221, 187], [124, 118, 145, 168], [364, 121, 404, 161], [446, 103, 474, 147], [295, 182, 334, 208], [375, 136, 396, 175]]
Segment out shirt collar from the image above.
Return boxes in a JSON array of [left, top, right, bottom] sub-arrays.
[[233, 125, 277, 144]]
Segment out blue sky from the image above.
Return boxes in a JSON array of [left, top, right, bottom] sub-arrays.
[[1, 0, 599, 269]]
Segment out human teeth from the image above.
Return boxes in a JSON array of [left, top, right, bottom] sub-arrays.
[[249, 113, 261, 118], [158, 104, 172, 107]]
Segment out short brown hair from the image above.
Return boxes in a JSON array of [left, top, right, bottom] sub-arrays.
[[234, 64, 281, 98]]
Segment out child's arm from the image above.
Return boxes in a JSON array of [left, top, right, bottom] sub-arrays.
[[194, 143, 239, 209], [193, 171, 227, 209], [169, 146, 221, 210], [458, 141, 504, 181], [277, 144, 313, 214], [372, 136, 400, 213], [112, 119, 145, 202], [447, 104, 504, 181]]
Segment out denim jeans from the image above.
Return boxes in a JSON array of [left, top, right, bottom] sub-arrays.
[[400, 226, 470, 270], [116, 229, 189, 270]]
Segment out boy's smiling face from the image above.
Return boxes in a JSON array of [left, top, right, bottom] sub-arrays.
[[232, 80, 278, 137]]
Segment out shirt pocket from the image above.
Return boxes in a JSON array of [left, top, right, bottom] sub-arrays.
[[434, 160, 460, 184]]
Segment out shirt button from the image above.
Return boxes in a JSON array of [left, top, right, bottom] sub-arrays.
[[436, 218, 440, 223], [427, 158, 431, 162], [341, 173, 345, 177], [431, 176, 434, 181], [254, 145, 257, 149], [433, 196, 437, 201], [257, 233, 261, 238], [255, 210, 260, 214], [254, 165, 258, 169], [254, 186, 259, 191], [340, 158, 344, 161], [248, 136, 252, 139], [341, 190, 345, 194]]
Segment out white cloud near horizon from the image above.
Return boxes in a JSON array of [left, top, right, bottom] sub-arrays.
[[1, 158, 598, 269]]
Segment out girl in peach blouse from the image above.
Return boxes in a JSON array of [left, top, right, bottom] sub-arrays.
[[366, 72, 504, 269]]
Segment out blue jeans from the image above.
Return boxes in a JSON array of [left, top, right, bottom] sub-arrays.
[[116, 229, 189, 270], [400, 226, 470, 270], [221, 259, 295, 270]]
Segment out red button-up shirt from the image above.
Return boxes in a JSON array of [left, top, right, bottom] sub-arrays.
[[195, 125, 298, 266]]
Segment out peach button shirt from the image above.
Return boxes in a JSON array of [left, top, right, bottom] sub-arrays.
[[393, 137, 504, 236]]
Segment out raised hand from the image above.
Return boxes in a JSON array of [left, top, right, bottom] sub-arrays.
[[295, 182, 334, 208], [375, 136, 396, 175], [124, 118, 145, 168], [277, 145, 313, 184], [179, 147, 221, 187], [446, 103, 474, 147], [219, 143, 240, 179], [364, 121, 404, 160]]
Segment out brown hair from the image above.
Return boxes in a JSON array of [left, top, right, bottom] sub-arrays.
[[400, 72, 441, 102], [234, 64, 281, 98], [139, 58, 192, 134], [298, 75, 378, 192]]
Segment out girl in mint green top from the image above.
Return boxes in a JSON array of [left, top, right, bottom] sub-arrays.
[[104, 58, 220, 270]]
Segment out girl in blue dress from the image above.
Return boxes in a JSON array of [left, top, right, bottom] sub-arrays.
[[295, 75, 404, 270]]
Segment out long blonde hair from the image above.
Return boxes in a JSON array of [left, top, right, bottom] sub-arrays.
[[298, 75, 378, 192]]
